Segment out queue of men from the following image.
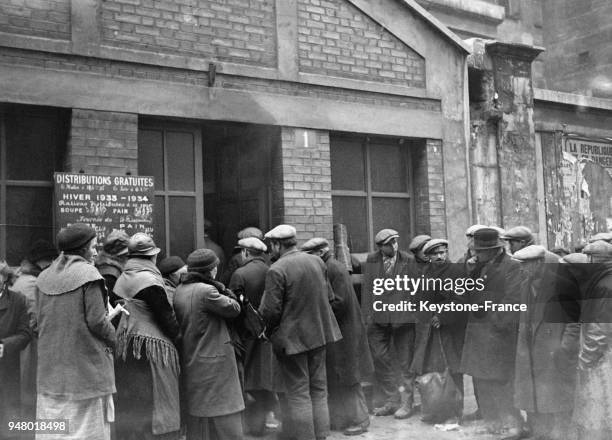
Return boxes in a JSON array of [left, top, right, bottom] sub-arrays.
[[1, 222, 612, 440]]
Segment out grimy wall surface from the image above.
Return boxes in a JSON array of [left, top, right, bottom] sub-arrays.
[[0, 0, 471, 255]]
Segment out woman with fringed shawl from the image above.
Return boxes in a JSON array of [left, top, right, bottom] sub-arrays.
[[35, 224, 115, 440], [113, 233, 181, 440]]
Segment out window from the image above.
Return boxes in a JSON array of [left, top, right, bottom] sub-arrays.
[[331, 134, 414, 253], [0, 105, 68, 265], [138, 121, 204, 260]]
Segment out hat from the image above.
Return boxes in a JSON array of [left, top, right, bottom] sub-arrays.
[[583, 240, 612, 258], [465, 224, 488, 237], [265, 225, 297, 240], [589, 232, 612, 243], [502, 226, 533, 241], [238, 237, 267, 253], [473, 228, 504, 250], [300, 237, 329, 253], [375, 229, 399, 246], [57, 223, 97, 252], [422, 239, 449, 255], [127, 233, 161, 257], [28, 239, 58, 263], [237, 227, 263, 240], [158, 256, 186, 277], [512, 244, 546, 261], [560, 253, 588, 264], [187, 248, 220, 273], [103, 230, 129, 256], [409, 235, 431, 252], [489, 226, 506, 237]]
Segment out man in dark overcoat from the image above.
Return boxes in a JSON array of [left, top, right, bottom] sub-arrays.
[[259, 225, 342, 440], [460, 228, 525, 439], [228, 236, 281, 436], [511, 245, 578, 440], [361, 228, 419, 418], [301, 237, 374, 436]]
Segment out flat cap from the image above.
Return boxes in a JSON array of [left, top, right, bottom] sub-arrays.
[[300, 237, 329, 253], [238, 237, 267, 253], [265, 224, 297, 240], [589, 232, 612, 243], [502, 226, 533, 241], [583, 240, 612, 257], [409, 235, 431, 252], [237, 227, 263, 240], [423, 239, 448, 255], [375, 229, 399, 245], [465, 224, 488, 237], [512, 244, 546, 261], [560, 253, 588, 264], [158, 256, 186, 277]]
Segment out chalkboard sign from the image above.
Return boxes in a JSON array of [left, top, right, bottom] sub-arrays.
[[54, 172, 155, 245]]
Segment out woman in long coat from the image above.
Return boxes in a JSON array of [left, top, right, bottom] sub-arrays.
[[173, 248, 244, 440], [113, 233, 181, 440], [35, 224, 116, 440]]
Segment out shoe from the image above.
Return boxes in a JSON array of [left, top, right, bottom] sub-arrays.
[[393, 389, 415, 419], [373, 403, 399, 416], [500, 427, 529, 440], [343, 419, 370, 436], [462, 408, 482, 421], [420, 414, 443, 425]]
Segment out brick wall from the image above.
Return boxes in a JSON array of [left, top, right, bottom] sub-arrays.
[[297, 0, 425, 87], [102, 0, 277, 67], [68, 109, 138, 175], [0, 0, 70, 39], [413, 139, 446, 238], [273, 127, 333, 243]]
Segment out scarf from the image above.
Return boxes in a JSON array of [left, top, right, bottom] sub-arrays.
[[37, 253, 102, 295], [114, 257, 165, 300]]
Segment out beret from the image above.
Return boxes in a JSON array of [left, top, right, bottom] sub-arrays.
[[473, 228, 503, 250], [265, 224, 297, 240], [103, 229, 130, 256], [375, 229, 399, 245], [422, 238, 448, 255], [560, 253, 589, 264], [57, 223, 97, 252], [187, 248, 220, 273], [28, 239, 58, 263], [238, 237, 267, 252], [502, 226, 533, 241], [465, 224, 488, 237], [300, 237, 329, 253], [583, 240, 612, 257], [512, 244, 546, 261], [408, 235, 431, 252], [237, 227, 263, 240], [589, 232, 612, 243], [158, 256, 186, 276], [127, 233, 161, 257]]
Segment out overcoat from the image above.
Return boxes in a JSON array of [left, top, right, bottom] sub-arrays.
[[173, 275, 245, 417], [513, 261, 579, 413], [259, 249, 341, 355], [460, 251, 522, 380], [324, 253, 374, 386]]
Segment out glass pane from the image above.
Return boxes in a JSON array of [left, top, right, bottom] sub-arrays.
[[370, 141, 409, 193], [138, 129, 164, 190], [7, 113, 61, 181], [166, 131, 195, 191], [372, 198, 412, 252], [332, 196, 368, 253], [153, 195, 166, 258], [330, 138, 365, 191], [169, 196, 195, 261], [6, 186, 54, 265]]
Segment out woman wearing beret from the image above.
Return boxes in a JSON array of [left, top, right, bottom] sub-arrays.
[[113, 233, 181, 440], [35, 223, 116, 440], [173, 248, 244, 440]]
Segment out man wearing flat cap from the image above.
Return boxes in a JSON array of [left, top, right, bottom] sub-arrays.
[[502, 226, 535, 255], [361, 228, 419, 419], [302, 238, 374, 436], [460, 228, 525, 439], [228, 237, 281, 436], [221, 226, 265, 285], [259, 225, 341, 440], [409, 235, 431, 270]]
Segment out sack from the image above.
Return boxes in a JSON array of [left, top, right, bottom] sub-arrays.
[[416, 367, 462, 421]]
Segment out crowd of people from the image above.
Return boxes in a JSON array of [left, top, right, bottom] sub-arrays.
[[0, 221, 611, 440]]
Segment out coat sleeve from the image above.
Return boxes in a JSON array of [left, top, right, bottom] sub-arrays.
[[259, 268, 284, 328], [203, 285, 241, 318], [134, 285, 181, 341], [0, 291, 32, 356], [83, 281, 116, 348]]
